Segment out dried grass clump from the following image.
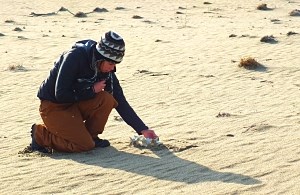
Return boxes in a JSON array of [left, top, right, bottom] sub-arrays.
[[74, 12, 87, 18], [132, 15, 143, 19], [5, 19, 15, 23], [216, 112, 231, 118], [13, 27, 22, 32], [238, 57, 261, 70], [93, 7, 108, 13], [287, 31, 298, 36], [58, 7, 68, 12], [289, 9, 300, 16], [8, 64, 27, 71], [257, 3, 270, 10], [115, 7, 125, 10], [260, 35, 277, 43]]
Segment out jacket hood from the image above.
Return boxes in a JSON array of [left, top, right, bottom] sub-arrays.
[[72, 39, 105, 70], [72, 39, 116, 72]]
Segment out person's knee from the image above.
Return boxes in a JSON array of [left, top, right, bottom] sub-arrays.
[[98, 91, 118, 108], [81, 142, 95, 152], [74, 140, 95, 152]]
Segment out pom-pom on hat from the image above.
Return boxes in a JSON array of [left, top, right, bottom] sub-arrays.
[[95, 31, 125, 63]]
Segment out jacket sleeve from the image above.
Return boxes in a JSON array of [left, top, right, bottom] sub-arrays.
[[55, 49, 95, 103], [112, 74, 149, 134]]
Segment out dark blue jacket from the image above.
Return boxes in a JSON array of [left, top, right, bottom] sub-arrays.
[[37, 40, 148, 134]]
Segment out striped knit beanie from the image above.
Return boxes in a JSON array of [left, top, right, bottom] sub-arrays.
[[95, 31, 125, 63]]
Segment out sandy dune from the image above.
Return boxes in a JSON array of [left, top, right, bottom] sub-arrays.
[[0, 0, 300, 194]]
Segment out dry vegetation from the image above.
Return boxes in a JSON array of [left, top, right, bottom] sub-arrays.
[[257, 3, 269, 10], [238, 57, 262, 70], [7, 64, 27, 71]]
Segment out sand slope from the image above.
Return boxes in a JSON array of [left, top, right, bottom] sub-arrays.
[[0, 0, 300, 194]]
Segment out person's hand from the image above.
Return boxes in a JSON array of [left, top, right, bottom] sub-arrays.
[[141, 129, 158, 139], [93, 80, 106, 93]]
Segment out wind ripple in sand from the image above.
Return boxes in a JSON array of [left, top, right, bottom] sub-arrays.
[[242, 123, 274, 133], [1, 0, 300, 194], [46, 145, 261, 186]]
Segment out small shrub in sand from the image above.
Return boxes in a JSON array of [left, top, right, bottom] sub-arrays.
[[132, 15, 143, 19], [74, 12, 87, 18], [287, 31, 298, 36], [115, 7, 125, 10], [5, 19, 15, 23], [13, 27, 22, 32], [257, 3, 270, 10], [58, 7, 68, 12], [289, 9, 300, 16], [260, 35, 277, 43], [238, 57, 261, 70], [93, 7, 108, 12], [8, 64, 27, 71]]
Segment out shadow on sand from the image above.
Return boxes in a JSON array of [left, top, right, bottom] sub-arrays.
[[51, 145, 261, 185]]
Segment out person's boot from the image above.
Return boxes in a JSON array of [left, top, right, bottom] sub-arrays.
[[94, 137, 110, 148], [30, 124, 51, 153]]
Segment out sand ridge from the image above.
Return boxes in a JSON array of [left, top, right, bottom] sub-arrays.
[[0, 0, 300, 194]]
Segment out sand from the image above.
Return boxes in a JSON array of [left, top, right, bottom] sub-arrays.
[[0, 0, 300, 194]]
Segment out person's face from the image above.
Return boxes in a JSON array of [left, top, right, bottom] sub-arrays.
[[98, 60, 116, 73]]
